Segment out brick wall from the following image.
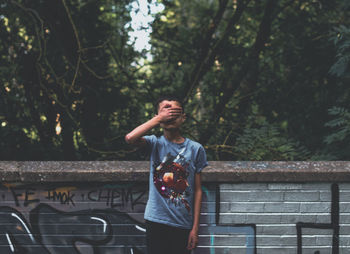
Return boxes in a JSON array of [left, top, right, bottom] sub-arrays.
[[0, 161, 349, 253], [211, 183, 346, 254]]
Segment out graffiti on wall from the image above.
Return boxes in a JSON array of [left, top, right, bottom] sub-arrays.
[[0, 183, 148, 254], [296, 183, 339, 254], [199, 185, 256, 254], [0, 182, 344, 254]]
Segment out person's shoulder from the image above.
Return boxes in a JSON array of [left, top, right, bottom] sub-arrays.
[[186, 137, 205, 150], [142, 134, 161, 146], [144, 134, 161, 139], [186, 137, 208, 173]]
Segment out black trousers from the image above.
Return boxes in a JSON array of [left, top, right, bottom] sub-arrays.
[[145, 220, 191, 254]]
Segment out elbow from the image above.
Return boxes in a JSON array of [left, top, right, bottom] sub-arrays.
[[125, 134, 133, 144]]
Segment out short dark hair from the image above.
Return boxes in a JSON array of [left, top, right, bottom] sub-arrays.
[[154, 95, 184, 115]]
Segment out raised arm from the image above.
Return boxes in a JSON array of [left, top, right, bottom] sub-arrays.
[[124, 115, 161, 146], [124, 103, 182, 146]]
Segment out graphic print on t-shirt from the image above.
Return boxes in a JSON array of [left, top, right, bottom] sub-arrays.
[[152, 148, 191, 213]]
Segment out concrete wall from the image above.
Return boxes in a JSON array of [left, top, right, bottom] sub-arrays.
[[1, 161, 350, 254]]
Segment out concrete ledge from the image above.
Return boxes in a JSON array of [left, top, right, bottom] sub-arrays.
[[1, 161, 350, 182]]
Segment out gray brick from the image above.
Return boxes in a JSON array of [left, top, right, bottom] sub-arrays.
[[301, 247, 332, 254], [340, 248, 350, 254], [300, 235, 317, 245], [320, 191, 332, 201], [268, 183, 303, 190], [339, 183, 350, 190], [300, 202, 332, 213], [220, 183, 268, 190], [340, 224, 350, 233], [340, 215, 350, 223], [220, 191, 284, 202], [200, 202, 216, 211], [281, 214, 318, 224], [263, 202, 300, 213], [315, 235, 334, 246], [303, 183, 332, 190], [199, 215, 214, 224], [340, 191, 350, 201], [224, 202, 265, 213], [340, 203, 350, 212], [194, 247, 246, 254], [279, 235, 298, 245], [339, 235, 350, 246], [259, 247, 297, 254], [256, 235, 322, 246], [217, 214, 247, 224], [200, 235, 247, 246], [315, 214, 332, 223], [220, 191, 283, 202], [257, 225, 297, 235], [284, 191, 320, 201], [245, 214, 281, 224], [302, 228, 333, 235], [220, 191, 250, 202], [250, 191, 285, 201], [255, 235, 297, 246]]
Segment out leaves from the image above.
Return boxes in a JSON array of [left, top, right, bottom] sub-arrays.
[[324, 106, 350, 145], [329, 25, 350, 77], [1, 0, 350, 160]]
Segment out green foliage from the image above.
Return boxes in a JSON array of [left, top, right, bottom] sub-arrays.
[[229, 103, 311, 161], [314, 106, 350, 160], [329, 25, 350, 78], [308, 115, 350, 159], [233, 122, 310, 161], [1, 0, 350, 160], [324, 106, 350, 144], [321, 14, 350, 160]]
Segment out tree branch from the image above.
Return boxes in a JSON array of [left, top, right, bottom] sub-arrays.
[[198, 0, 278, 145], [183, 0, 250, 104]]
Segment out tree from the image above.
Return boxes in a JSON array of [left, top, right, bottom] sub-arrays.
[[1, 0, 349, 160], [147, 0, 349, 160]]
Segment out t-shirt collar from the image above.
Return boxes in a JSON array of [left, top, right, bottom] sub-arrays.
[[162, 135, 187, 146]]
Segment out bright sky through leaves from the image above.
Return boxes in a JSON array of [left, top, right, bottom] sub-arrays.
[[127, 0, 164, 57]]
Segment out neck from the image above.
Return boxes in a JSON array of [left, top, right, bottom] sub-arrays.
[[163, 128, 184, 143]]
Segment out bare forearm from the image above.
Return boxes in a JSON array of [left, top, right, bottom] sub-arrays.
[[125, 115, 161, 144], [192, 188, 202, 231]]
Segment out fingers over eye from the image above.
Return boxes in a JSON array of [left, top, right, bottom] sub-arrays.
[[170, 109, 182, 113]]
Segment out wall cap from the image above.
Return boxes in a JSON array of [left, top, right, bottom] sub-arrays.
[[1, 161, 350, 182]]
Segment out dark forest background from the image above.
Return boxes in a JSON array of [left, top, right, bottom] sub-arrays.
[[1, 0, 350, 161]]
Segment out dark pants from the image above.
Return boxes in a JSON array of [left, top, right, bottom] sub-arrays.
[[145, 220, 191, 254]]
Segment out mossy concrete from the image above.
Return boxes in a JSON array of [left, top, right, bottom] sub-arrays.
[[1, 161, 350, 182]]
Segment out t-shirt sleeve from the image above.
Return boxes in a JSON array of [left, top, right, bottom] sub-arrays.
[[142, 134, 157, 148], [195, 145, 208, 173]]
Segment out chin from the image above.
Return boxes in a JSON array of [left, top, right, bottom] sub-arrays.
[[164, 126, 179, 131]]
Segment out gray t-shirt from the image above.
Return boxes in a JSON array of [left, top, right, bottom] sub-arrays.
[[143, 135, 208, 229]]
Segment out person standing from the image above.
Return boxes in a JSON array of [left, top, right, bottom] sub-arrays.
[[125, 95, 208, 254]]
